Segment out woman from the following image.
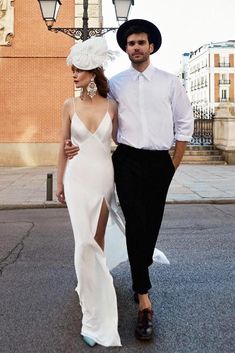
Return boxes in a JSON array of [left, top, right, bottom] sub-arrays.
[[56, 37, 122, 347]]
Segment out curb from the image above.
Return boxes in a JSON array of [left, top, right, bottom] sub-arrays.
[[1, 199, 235, 210], [0, 202, 66, 210], [166, 198, 235, 204]]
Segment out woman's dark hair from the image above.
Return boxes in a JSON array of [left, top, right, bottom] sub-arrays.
[[124, 25, 152, 46], [91, 67, 109, 98]]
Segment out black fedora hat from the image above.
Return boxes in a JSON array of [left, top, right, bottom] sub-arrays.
[[116, 19, 162, 54]]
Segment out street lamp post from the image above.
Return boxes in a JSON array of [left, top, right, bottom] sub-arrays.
[[37, 0, 134, 41], [112, 0, 134, 22]]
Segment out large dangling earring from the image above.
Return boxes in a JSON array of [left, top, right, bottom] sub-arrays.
[[87, 77, 97, 99]]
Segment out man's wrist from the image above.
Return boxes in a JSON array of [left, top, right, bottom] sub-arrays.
[[172, 158, 180, 170]]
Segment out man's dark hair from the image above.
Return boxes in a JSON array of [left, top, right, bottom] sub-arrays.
[[124, 25, 152, 46]]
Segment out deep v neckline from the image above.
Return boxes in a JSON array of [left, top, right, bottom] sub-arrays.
[[73, 111, 109, 135]]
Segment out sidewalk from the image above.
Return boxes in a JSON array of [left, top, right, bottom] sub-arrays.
[[0, 165, 235, 209]]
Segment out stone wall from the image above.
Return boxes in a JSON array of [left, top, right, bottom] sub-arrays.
[[213, 104, 235, 164]]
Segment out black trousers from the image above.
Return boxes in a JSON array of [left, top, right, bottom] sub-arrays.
[[112, 144, 175, 294]]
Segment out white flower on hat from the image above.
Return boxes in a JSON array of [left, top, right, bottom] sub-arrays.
[[66, 36, 118, 70]]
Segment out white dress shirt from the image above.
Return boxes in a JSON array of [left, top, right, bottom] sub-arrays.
[[109, 64, 194, 150]]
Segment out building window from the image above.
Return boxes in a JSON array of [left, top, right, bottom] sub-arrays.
[[222, 73, 226, 80], [220, 73, 230, 84], [222, 90, 227, 99], [221, 89, 229, 101], [219, 55, 229, 67]]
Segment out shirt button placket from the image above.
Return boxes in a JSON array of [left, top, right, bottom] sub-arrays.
[[138, 73, 147, 146]]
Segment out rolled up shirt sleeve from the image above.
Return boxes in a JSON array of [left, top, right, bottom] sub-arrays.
[[171, 76, 194, 142]]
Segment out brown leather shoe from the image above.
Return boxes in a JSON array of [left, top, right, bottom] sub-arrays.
[[135, 308, 154, 340]]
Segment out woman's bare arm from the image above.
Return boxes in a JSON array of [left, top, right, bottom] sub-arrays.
[[56, 99, 73, 203]]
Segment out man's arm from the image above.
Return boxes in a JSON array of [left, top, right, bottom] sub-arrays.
[[64, 139, 80, 159], [171, 76, 194, 169], [172, 140, 187, 170]]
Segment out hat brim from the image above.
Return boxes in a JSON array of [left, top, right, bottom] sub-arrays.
[[116, 19, 162, 54]]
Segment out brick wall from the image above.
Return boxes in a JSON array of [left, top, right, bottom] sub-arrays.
[[229, 73, 234, 102], [214, 54, 219, 67], [229, 53, 234, 67], [214, 73, 220, 102], [0, 0, 74, 144], [0, 58, 72, 142]]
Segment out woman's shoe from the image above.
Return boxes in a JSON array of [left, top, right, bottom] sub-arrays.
[[83, 336, 97, 347]]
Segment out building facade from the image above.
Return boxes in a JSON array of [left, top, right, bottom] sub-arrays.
[[0, 0, 102, 166], [178, 41, 235, 162], [181, 41, 235, 112], [178, 52, 190, 92]]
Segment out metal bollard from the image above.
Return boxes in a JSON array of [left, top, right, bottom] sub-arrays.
[[46, 173, 53, 201]]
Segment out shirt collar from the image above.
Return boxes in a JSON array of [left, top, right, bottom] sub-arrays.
[[129, 64, 154, 81]]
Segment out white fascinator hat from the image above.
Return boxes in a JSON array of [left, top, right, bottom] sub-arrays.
[[66, 36, 118, 70]]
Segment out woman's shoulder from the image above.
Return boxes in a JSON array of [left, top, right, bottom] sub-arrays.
[[63, 97, 74, 109], [62, 97, 77, 120], [63, 96, 82, 113]]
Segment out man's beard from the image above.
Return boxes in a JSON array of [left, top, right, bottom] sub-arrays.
[[128, 52, 149, 64]]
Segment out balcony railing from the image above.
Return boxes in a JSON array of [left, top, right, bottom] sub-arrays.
[[219, 80, 231, 84], [219, 63, 230, 67], [220, 98, 230, 102], [191, 82, 208, 91]]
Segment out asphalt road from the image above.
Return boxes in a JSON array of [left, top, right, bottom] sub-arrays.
[[0, 205, 234, 353]]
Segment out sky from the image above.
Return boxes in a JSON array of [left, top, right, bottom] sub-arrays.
[[102, 0, 235, 77]]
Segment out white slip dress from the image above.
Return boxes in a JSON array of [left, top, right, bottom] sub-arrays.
[[63, 100, 123, 347]]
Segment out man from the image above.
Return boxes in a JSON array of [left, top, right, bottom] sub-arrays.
[[65, 19, 194, 341]]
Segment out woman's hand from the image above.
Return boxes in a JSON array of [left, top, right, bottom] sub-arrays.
[[56, 184, 66, 204]]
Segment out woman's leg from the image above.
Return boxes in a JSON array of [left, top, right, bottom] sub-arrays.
[[94, 199, 109, 251]]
